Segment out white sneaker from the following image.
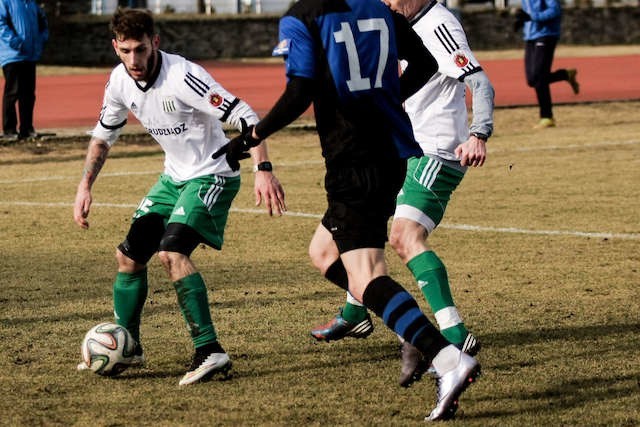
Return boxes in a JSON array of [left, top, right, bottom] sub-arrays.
[[179, 352, 232, 386], [426, 352, 480, 421]]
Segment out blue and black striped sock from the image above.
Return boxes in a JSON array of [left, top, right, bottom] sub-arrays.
[[362, 275, 448, 362]]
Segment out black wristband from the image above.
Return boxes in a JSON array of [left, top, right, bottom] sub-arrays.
[[470, 132, 488, 141], [253, 161, 273, 172]]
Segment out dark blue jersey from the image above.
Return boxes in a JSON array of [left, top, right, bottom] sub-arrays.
[[273, 0, 427, 167]]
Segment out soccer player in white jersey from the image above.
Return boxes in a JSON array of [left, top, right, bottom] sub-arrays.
[[310, 0, 495, 388], [73, 8, 286, 386]]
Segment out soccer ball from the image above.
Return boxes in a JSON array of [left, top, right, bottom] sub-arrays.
[[79, 322, 135, 376]]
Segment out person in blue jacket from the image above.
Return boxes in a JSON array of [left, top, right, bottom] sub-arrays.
[[514, 0, 579, 129], [0, 0, 48, 139]]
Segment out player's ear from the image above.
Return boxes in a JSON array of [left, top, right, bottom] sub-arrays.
[[152, 34, 160, 49], [111, 39, 119, 55]]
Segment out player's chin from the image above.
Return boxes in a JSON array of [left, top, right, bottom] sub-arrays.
[[128, 69, 146, 80]]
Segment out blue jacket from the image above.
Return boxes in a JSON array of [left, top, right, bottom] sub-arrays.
[[521, 0, 562, 41], [0, 0, 48, 67]]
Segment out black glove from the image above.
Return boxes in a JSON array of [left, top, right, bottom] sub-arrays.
[[212, 118, 262, 171], [513, 9, 531, 32]]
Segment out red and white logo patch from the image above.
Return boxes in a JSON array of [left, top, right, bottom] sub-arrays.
[[209, 93, 224, 107], [453, 52, 469, 68]]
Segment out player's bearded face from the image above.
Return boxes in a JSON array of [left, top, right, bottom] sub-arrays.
[[112, 34, 160, 81]]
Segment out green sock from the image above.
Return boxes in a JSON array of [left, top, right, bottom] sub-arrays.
[[341, 293, 367, 323], [113, 269, 148, 343], [407, 251, 468, 345], [173, 272, 217, 348]]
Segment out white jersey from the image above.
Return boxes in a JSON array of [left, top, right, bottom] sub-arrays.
[[92, 50, 259, 181], [402, 2, 483, 163]]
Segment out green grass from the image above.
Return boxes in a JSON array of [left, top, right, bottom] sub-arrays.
[[0, 102, 639, 426]]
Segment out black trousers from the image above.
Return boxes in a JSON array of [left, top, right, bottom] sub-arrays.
[[2, 61, 37, 136], [524, 37, 569, 119]]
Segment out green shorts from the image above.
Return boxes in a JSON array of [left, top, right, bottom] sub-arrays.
[[132, 174, 241, 250], [394, 156, 464, 233]]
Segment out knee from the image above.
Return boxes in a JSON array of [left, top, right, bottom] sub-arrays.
[[389, 225, 409, 260], [115, 248, 145, 273], [308, 243, 337, 275], [526, 75, 539, 88], [157, 250, 175, 271], [390, 220, 428, 263]]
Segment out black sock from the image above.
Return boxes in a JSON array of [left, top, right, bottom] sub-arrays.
[[325, 258, 349, 291]]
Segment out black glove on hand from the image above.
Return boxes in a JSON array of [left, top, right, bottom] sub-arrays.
[[212, 118, 262, 171], [513, 9, 531, 32]]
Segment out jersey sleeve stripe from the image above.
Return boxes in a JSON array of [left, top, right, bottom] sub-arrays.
[[184, 72, 210, 97], [434, 24, 459, 54], [457, 66, 483, 82], [99, 118, 127, 130], [219, 97, 240, 122]]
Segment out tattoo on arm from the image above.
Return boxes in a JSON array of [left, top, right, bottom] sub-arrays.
[[82, 142, 109, 186]]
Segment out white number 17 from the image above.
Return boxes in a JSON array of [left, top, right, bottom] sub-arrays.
[[333, 18, 389, 92]]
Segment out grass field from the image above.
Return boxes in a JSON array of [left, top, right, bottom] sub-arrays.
[[1, 101, 639, 426]]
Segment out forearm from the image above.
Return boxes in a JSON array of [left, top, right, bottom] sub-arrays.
[[79, 138, 110, 189], [249, 142, 270, 165], [465, 71, 495, 137], [254, 76, 314, 139]]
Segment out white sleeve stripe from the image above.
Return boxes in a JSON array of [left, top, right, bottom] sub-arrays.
[[184, 72, 210, 97]]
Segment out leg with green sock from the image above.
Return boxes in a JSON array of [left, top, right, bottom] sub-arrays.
[[407, 250, 479, 354], [174, 272, 231, 386], [113, 268, 148, 365], [342, 291, 367, 323], [113, 269, 148, 343]]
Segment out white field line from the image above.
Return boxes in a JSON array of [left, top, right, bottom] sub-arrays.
[[3, 139, 639, 240], [0, 161, 325, 184], [1, 138, 639, 185], [489, 139, 639, 153], [6, 201, 640, 241]]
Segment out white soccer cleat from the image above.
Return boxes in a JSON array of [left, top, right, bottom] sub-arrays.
[[426, 352, 480, 421], [179, 352, 232, 386]]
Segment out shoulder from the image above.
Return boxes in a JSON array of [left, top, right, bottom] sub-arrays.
[[414, 3, 461, 33], [108, 64, 129, 86], [162, 51, 206, 87], [285, 0, 349, 20], [161, 51, 189, 75]]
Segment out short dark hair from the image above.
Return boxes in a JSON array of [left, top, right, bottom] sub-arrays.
[[110, 7, 155, 41]]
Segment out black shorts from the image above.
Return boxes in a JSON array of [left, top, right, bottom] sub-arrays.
[[322, 158, 406, 253]]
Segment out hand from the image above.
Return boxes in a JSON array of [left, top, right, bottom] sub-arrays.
[[513, 9, 531, 32], [73, 186, 92, 229], [212, 118, 262, 171], [254, 171, 287, 216], [455, 135, 487, 167]]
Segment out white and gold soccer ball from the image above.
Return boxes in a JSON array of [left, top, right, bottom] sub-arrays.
[[78, 323, 135, 376]]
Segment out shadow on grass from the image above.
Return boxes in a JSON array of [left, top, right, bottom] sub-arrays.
[[470, 373, 640, 421]]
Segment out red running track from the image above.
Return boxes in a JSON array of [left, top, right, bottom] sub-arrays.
[[22, 54, 640, 130]]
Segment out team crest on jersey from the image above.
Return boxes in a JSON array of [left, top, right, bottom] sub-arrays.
[[272, 38, 290, 56], [453, 52, 470, 68], [209, 93, 224, 107]]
